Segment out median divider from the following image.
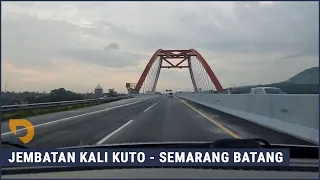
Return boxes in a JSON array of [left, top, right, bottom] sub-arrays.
[[177, 93, 319, 144], [1, 96, 133, 121]]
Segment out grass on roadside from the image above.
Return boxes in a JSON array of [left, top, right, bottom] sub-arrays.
[[2, 97, 130, 121]]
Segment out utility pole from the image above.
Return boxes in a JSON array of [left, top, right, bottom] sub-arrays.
[[5, 81, 8, 92]]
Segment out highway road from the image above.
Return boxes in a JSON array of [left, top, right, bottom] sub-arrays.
[[1, 95, 313, 148]]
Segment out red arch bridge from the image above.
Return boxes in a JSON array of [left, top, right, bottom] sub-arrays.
[[1, 49, 313, 150], [126, 49, 223, 94]]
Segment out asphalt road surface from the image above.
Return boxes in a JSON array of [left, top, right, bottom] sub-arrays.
[[1, 95, 314, 148]]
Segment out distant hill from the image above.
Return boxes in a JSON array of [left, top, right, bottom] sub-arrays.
[[231, 67, 319, 94], [287, 67, 319, 84]]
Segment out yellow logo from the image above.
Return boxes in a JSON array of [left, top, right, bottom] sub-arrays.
[[9, 119, 34, 144]]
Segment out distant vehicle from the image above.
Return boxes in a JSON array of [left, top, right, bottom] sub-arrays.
[[98, 95, 108, 100], [250, 87, 285, 94], [168, 92, 173, 97]]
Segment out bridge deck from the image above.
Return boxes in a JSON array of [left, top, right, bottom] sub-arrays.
[[1, 95, 313, 148]]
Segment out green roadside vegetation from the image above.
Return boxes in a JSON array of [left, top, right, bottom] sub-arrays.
[[2, 97, 131, 121]]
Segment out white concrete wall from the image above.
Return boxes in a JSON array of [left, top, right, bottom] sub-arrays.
[[178, 93, 319, 144]]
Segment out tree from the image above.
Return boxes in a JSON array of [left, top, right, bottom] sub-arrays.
[[107, 88, 118, 97], [1, 88, 86, 105], [48, 88, 84, 101]]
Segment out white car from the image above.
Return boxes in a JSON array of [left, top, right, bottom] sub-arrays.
[[250, 87, 285, 94]]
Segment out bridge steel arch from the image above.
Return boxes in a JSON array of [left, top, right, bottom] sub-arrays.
[[133, 49, 223, 93]]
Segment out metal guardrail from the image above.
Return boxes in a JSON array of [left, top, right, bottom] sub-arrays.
[[1, 96, 132, 113]]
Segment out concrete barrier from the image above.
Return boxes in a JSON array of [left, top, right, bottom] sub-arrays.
[[177, 93, 319, 144]]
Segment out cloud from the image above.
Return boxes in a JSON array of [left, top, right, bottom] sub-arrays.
[[3, 61, 58, 83], [2, 59, 147, 93], [177, 2, 319, 56], [1, 2, 319, 92], [105, 43, 120, 50], [60, 48, 147, 68], [1, 11, 146, 68]]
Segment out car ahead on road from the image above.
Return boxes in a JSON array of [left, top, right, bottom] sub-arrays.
[[98, 95, 108, 100], [250, 87, 285, 95], [168, 92, 173, 97], [1, 139, 318, 179]]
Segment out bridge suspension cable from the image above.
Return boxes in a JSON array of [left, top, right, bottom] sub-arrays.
[[141, 57, 161, 93], [190, 56, 216, 93]]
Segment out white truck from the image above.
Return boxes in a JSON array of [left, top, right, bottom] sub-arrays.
[[250, 87, 285, 94]]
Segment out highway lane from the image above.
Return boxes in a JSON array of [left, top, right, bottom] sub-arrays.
[[1, 97, 149, 134], [1, 96, 162, 148], [2, 95, 313, 148], [104, 96, 234, 144], [103, 96, 313, 145]]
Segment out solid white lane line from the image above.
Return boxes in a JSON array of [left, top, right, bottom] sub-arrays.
[[1, 100, 144, 136], [96, 120, 134, 145], [143, 99, 162, 112]]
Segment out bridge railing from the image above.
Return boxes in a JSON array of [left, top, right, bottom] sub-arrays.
[[177, 93, 319, 144], [1, 96, 133, 113]]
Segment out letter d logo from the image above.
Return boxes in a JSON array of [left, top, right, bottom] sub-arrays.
[[9, 119, 34, 144]]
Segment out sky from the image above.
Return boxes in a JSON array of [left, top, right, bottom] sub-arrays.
[[1, 1, 319, 93]]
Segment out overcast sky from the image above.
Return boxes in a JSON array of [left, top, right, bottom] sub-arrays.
[[1, 1, 319, 93]]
